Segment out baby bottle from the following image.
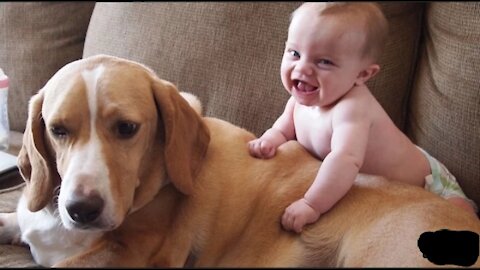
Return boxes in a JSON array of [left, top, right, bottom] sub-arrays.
[[0, 68, 10, 151]]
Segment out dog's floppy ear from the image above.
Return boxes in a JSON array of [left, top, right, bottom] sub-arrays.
[[152, 79, 210, 195], [17, 90, 58, 212]]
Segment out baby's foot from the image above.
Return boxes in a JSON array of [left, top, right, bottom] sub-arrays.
[[447, 197, 478, 218]]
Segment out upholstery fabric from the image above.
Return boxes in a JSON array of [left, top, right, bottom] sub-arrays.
[[84, 2, 300, 137], [371, 3, 424, 130], [0, 2, 95, 132], [407, 2, 480, 205]]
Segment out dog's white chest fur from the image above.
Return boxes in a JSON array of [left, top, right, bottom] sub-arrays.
[[17, 194, 102, 267]]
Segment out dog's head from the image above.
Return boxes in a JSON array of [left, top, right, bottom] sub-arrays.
[[17, 54, 210, 231]]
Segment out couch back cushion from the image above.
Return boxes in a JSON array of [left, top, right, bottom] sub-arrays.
[[369, 3, 424, 130], [0, 2, 95, 132], [84, 2, 423, 137], [84, 2, 299, 136], [407, 2, 480, 206]]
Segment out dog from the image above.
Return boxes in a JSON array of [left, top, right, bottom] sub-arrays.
[[0, 54, 478, 267]]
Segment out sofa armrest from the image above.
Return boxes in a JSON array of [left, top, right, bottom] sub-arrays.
[[6, 131, 22, 156]]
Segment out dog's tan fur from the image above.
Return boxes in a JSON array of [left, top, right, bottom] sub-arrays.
[[4, 55, 480, 267]]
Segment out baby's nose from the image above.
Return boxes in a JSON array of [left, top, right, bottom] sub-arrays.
[[294, 59, 314, 76]]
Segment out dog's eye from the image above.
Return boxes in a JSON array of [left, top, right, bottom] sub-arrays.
[[50, 125, 69, 139], [116, 121, 138, 139]]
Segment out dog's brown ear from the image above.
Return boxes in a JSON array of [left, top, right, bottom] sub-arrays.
[[17, 90, 58, 212], [152, 79, 210, 195]]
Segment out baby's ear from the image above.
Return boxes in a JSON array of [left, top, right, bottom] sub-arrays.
[[354, 64, 380, 86]]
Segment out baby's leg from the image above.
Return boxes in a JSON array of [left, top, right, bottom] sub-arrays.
[[447, 197, 478, 218], [424, 172, 478, 218]]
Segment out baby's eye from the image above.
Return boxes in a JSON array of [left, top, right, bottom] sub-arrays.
[[288, 49, 300, 58], [318, 59, 334, 66]]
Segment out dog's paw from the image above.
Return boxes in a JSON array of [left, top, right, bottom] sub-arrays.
[[179, 92, 202, 115], [0, 212, 22, 245]]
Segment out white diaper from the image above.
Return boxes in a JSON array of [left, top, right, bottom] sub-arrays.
[[419, 147, 478, 213]]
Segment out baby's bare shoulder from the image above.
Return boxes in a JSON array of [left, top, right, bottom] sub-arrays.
[[333, 86, 378, 121]]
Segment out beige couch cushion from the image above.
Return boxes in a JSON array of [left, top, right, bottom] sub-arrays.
[[84, 2, 300, 137], [407, 2, 480, 206], [0, 2, 95, 132], [371, 3, 424, 130]]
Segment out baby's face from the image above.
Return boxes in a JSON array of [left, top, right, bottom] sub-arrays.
[[280, 7, 372, 107]]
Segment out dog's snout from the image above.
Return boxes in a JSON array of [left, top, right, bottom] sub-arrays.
[[66, 193, 104, 225]]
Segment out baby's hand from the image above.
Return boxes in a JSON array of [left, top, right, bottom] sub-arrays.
[[248, 138, 276, 159], [281, 198, 320, 233]]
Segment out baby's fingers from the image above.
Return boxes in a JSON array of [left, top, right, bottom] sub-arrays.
[[281, 210, 303, 233], [248, 140, 274, 158], [259, 141, 275, 158], [248, 140, 260, 157], [281, 212, 293, 232], [292, 218, 305, 233]]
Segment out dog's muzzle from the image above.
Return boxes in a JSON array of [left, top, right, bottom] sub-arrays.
[[65, 192, 104, 228]]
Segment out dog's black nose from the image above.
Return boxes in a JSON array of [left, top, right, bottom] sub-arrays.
[[66, 193, 104, 225]]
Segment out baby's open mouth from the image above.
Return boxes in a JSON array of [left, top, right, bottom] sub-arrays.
[[294, 80, 318, 92]]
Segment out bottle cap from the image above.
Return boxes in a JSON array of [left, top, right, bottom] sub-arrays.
[[0, 68, 9, 89]]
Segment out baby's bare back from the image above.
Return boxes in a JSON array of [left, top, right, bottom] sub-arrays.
[[361, 110, 430, 186]]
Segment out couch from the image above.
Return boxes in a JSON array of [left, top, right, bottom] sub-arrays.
[[0, 2, 478, 267]]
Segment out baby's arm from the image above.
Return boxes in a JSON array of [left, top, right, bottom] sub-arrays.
[[282, 93, 371, 232], [248, 97, 296, 159], [304, 120, 369, 212]]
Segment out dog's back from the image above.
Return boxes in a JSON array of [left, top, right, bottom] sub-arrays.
[[164, 116, 480, 267]]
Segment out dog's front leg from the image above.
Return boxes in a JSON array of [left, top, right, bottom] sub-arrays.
[[0, 212, 22, 245], [52, 239, 142, 268], [150, 234, 194, 267]]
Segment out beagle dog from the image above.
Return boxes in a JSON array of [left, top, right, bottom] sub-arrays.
[[0, 55, 478, 267]]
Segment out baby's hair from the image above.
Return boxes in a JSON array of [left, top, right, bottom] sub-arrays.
[[290, 2, 389, 62]]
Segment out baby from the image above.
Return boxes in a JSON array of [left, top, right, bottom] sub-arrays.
[[248, 2, 477, 233]]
